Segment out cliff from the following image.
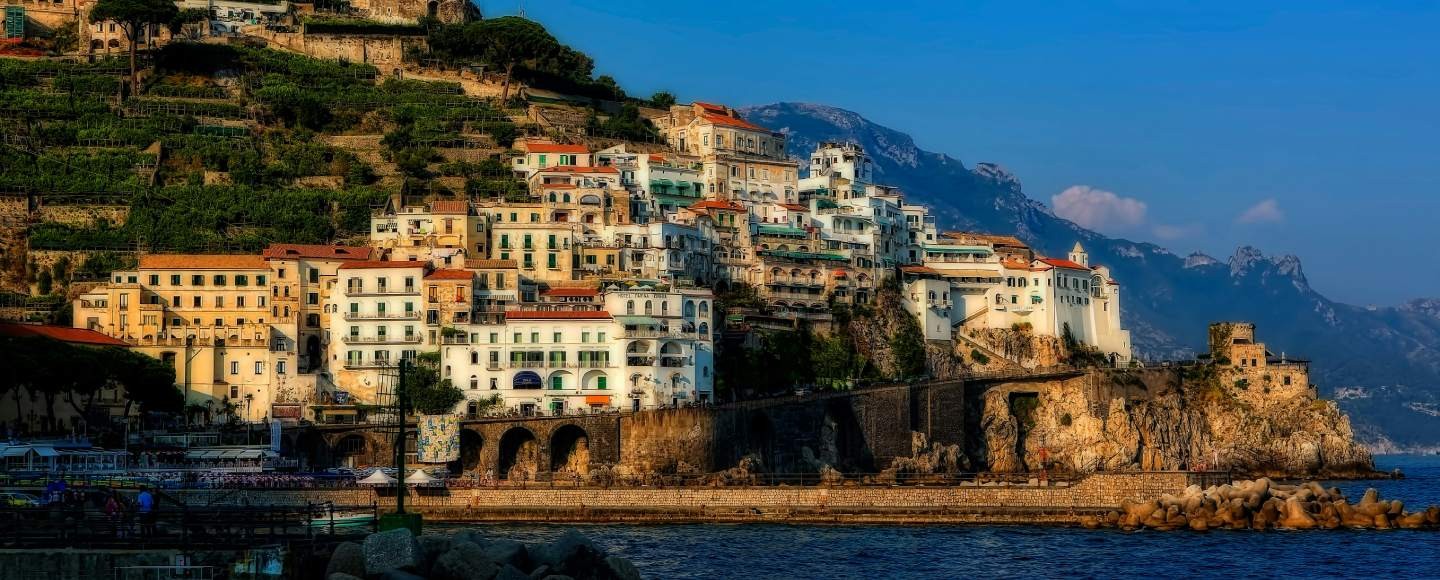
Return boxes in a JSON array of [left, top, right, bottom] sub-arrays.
[[971, 368, 1375, 479]]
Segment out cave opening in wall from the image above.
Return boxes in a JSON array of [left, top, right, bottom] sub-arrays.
[[1009, 392, 1040, 470], [449, 428, 484, 475], [497, 427, 538, 480], [550, 424, 591, 476]]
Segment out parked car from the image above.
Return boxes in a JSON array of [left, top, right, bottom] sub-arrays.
[[0, 492, 41, 507]]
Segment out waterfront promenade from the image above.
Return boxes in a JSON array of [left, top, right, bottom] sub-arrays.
[[166, 471, 1231, 526]]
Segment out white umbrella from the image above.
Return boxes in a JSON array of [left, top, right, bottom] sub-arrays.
[[404, 470, 437, 485], [357, 470, 397, 485]]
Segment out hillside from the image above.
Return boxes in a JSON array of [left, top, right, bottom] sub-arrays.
[[742, 102, 1440, 450]]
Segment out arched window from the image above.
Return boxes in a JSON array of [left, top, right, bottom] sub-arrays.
[[548, 192, 557, 202], [563, 193, 571, 203], [699, 301, 709, 315], [683, 301, 695, 317], [626, 300, 634, 315], [928, 291, 936, 300], [469, 375, 478, 390], [698, 322, 709, 336], [644, 301, 653, 314], [661, 301, 668, 315]]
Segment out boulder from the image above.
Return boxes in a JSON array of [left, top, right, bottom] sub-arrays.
[[1425, 506, 1440, 525], [432, 541, 502, 580], [325, 542, 365, 579], [496, 565, 529, 580], [1396, 512, 1427, 529], [328, 574, 363, 580], [418, 534, 454, 576], [381, 571, 427, 580], [1277, 498, 1317, 530], [364, 528, 423, 576], [531, 530, 607, 575], [483, 539, 530, 569], [603, 555, 643, 580]]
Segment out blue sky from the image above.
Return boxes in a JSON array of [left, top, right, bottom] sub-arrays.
[[480, 0, 1439, 305]]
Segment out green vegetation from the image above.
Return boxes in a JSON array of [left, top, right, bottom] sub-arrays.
[[302, 16, 425, 36], [1, 335, 183, 432], [426, 16, 618, 101], [88, 0, 179, 91], [409, 351, 465, 415]]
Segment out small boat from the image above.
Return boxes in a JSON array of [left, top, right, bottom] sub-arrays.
[[307, 511, 376, 529]]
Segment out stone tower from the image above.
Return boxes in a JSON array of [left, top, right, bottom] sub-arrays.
[[1067, 242, 1089, 267]]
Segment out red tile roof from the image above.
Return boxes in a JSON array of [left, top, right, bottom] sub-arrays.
[[693, 101, 728, 113], [538, 165, 617, 174], [505, 310, 612, 320], [689, 200, 745, 212], [541, 287, 598, 297], [338, 260, 427, 270], [780, 203, 808, 211], [139, 254, 268, 270], [525, 142, 589, 154], [429, 200, 469, 215], [262, 244, 374, 261], [700, 112, 769, 132], [648, 154, 666, 163], [0, 323, 129, 347], [541, 183, 578, 189], [1037, 258, 1092, 271], [425, 269, 473, 281]]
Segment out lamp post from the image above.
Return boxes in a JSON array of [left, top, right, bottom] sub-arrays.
[[379, 359, 422, 534]]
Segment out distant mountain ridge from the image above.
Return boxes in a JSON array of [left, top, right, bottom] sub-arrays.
[[741, 102, 1440, 449]]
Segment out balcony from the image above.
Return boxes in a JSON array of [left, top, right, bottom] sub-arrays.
[[343, 358, 395, 370], [625, 357, 655, 367], [344, 286, 418, 297], [342, 334, 423, 345], [659, 356, 690, 368], [342, 311, 421, 321], [622, 329, 696, 340]]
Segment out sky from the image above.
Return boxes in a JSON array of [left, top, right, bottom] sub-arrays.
[[478, 0, 1440, 306]]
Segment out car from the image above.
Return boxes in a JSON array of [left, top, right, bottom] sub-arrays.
[[0, 492, 41, 507]]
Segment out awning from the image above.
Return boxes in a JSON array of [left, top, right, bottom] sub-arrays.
[[513, 371, 543, 388], [0, 447, 31, 457], [585, 395, 611, 406], [34, 447, 58, 457], [238, 449, 265, 459], [358, 471, 397, 485], [616, 316, 660, 327], [941, 269, 1003, 278], [320, 408, 359, 415], [757, 225, 807, 237], [650, 179, 674, 186], [831, 269, 848, 279]]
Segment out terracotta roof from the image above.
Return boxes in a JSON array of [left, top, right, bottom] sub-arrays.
[[780, 203, 808, 211], [466, 259, 518, 269], [0, 323, 129, 347], [338, 260, 427, 270], [537, 165, 617, 174], [262, 244, 374, 261], [525, 142, 589, 154], [1038, 258, 1092, 271], [541, 287, 598, 297], [139, 254, 267, 270], [505, 310, 612, 320], [693, 101, 728, 113], [700, 112, 769, 132], [689, 200, 745, 212], [900, 265, 941, 276], [429, 200, 469, 215], [648, 154, 665, 163], [425, 269, 473, 281], [1001, 258, 1033, 270], [944, 231, 1028, 248], [541, 183, 578, 189]]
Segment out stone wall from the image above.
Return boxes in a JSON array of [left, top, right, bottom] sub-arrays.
[[35, 203, 128, 228], [250, 28, 425, 68], [170, 471, 1229, 524]]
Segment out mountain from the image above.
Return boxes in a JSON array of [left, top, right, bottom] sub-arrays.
[[741, 102, 1440, 450]]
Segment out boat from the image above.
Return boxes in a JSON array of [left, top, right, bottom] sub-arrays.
[[306, 511, 376, 530]]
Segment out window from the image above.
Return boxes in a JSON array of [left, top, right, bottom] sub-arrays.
[[597, 376, 607, 390], [469, 376, 478, 390], [513, 332, 522, 343], [530, 332, 540, 343], [489, 332, 499, 343], [254, 361, 264, 375], [237, 297, 246, 308], [148, 275, 159, 285], [597, 332, 606, 342], [307, 292, 318, 305], [582, 331, 590, 343], [171, 274, 181, 285], [230, 361, 239, 375], [551, 375, 563, 390], [191, 275, 204, 286], [213, 275, 226, 286], [235, 275, 249, 287]]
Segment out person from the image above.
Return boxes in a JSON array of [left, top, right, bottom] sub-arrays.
[[104, 492, 123, 538], [136, 486, 156, 537]]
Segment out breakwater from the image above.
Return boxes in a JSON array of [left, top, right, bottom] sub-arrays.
[[174, 471, 1229, 525]]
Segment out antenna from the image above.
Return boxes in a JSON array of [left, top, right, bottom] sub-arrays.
[[517, 0, 526, 18]]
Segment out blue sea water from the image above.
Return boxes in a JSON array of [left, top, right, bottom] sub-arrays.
[[444, 455, 1440, 579]]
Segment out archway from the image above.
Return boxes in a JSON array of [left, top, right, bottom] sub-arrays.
[[305, 335, 321, 372], [497, 427, 538, 480], [333, 434, 367, 468], [744, 412, 775, 475], [448, 428, 484, 475], [296, 431, 331, 471], [823, 399, 871, 473], [549, 424, 591, 476]]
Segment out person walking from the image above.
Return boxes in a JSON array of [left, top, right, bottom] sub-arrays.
[[104, 492, 123, 538], [136, 486, 156, 537]]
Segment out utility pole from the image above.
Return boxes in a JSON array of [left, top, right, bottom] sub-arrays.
[[379, 359, 422, 533]]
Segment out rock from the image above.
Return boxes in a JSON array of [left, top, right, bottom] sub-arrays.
[[603, 555, 643, 580], [496, 565, 529, 580], [418, 534, 454, 575], [531, 530, 606, 573], [1078, 515, 1101, 529], [381, 571, 427, 580], [364, 528, 423, 576], [325, 541, 365, 579], [482, 538, 530, 569], [1396, 512, 1427, 529], [432, 541, 501, 580], [1277, 497, 1317, 529], [1425, 506, 1440, 525], [328, 574, 363, 580]]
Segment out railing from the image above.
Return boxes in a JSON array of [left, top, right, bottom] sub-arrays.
[[343, 359, 395, 369], [342, 335, 422, 344], [343, 287, 418, 296], [0, 501, 375, 549], [342, 311, 421, 321], [622, 329, 698, 339]]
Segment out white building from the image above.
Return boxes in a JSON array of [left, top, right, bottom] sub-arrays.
[[328, 261, 428, 403]]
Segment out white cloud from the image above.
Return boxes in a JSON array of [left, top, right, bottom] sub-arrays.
[[1236, 199, 1284, 224], [1051, 185, 1148, 233]]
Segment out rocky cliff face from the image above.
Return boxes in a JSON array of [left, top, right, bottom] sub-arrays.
[[972, 368, 1374, 479], [741, 102, 1440, 450]]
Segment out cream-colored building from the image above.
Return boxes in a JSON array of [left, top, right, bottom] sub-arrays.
[[371, 200, 481, 268], [327, 261, 427, 404], [73, 255, 280, 422]]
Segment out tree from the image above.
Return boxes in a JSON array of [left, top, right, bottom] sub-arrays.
[[88, 0, 178, 93], [168, 8, 208, 41], [407, 352, 465, 415], [650, 90, 676, 108], [475, 17, 550, 101]]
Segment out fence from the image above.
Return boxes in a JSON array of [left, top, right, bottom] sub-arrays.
[[0, 501, 374, 549]]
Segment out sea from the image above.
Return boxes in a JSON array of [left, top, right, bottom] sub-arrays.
[[439, 455, 1440, 579]]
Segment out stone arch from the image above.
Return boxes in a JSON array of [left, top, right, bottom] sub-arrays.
[[333, 433, 367, 468], [745, 412, 776, 475], [582, 369, 608, 389], [497, 427, 539, 480], [626, 340, 651, 354], [658, 341, 683, 355], [823, 399, 872, 474], [295, 430, 330, 471], [449, 428, 484, 475], [549, 424, 590, 476]]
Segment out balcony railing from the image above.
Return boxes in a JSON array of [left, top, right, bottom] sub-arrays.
[[342, 335, 423, 344], [622, 329, 698, 340], [625, 357, 655, 367], [344, 287, 418, 296], [343, 358, 395, 369], [342, 311, 421, 321]]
